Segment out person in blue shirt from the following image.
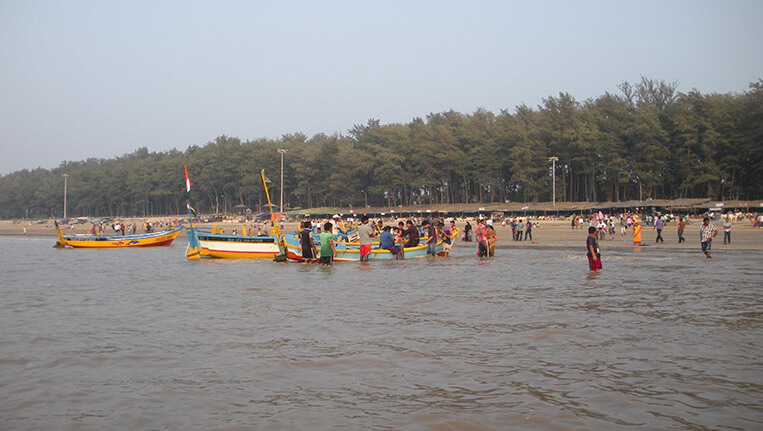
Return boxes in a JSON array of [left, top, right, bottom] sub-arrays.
[[379, 226, 401, 260], [654, 216, 665, 243]]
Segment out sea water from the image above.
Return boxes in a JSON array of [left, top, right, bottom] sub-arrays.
[[0, 235, 761, 430]]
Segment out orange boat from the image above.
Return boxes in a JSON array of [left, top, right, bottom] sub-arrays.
[[54, 222, 182, 248]]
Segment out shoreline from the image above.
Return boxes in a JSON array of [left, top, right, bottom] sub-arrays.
[[3, 219, 761, 251]]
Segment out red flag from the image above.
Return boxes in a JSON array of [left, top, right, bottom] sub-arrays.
[[184, 165, 193, 192]]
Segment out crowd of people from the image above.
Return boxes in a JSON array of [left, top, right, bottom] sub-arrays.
[[579, 210, 760, 270], [295, 215, 467, 266], [100, 220, 179, 236]]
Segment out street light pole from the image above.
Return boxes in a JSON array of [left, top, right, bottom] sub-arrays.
[[548, 157, 558, 206], [62, 173, 69, 218], [277, 148, 288, 214]]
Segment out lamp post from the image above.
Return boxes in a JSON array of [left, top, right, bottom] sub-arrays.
[[277, 148, 288, 214], [62, 173, 69, 218], [548, 157, 558, 206]]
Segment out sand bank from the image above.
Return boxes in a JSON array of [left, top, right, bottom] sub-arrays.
[[3, 218, 761, 250]]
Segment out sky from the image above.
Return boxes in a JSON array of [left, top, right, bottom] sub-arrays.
[[0, 0, 761, 175]]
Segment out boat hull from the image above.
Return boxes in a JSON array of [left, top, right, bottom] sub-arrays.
[[187, 229, 281, 259], [55, 227, 183, 248]]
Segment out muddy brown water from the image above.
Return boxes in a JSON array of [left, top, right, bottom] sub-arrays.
[[1, 235, 761, 430]]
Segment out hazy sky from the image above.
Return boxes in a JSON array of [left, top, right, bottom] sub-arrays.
[[1, 0, 761, 175]]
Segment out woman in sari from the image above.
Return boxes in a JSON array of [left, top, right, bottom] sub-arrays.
[[632, 221, 643, 245]]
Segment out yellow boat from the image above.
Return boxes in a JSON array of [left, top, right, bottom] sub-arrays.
[[54, 222, 183, 248]]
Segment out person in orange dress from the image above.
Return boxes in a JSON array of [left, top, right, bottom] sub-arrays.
[[633, 221, 643, 245]]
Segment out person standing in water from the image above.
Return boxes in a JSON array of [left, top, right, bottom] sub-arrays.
[[357, 215, 376, 262], [587, 226, 602, 271], [699, 217, 718, 259], [475, 218, 489, 257], [299, 221, 317, 263], [319, 222, 336, 267]]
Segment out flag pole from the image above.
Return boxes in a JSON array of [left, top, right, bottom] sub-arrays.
[[261, 169, 275, 217], [184, 165, 201, 259], [261, 169, 286, 261]]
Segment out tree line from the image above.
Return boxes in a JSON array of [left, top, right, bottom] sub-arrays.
[[1, 77, 760, 220]]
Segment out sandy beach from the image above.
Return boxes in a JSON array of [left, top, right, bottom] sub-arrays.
[[3, 217, 761, 250]]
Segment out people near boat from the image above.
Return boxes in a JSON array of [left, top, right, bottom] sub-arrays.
[[379, 226, 401, 260], [486, 224, 498, 257], [393, 225, 405, 259], [439, 221, 452, 257], [299, 221, 317, 263], [476, 218, 489, 257], [449, 219, 458, 243], [358, 215, 376, 262], [319, 222, 336, 267], [401, 220, 420, 248], [374, 220, 384, 238], [422, 220, 437, 256], [587, 226, 602, 271], [331, 215, 347, 240]]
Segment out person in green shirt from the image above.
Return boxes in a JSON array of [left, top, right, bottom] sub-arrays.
[[319, 222, 336, 267]]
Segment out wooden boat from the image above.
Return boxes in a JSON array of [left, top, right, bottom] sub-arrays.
[[282, 232, 442, 262], [54, 222, 182, 248], [185, 225, 282, 259]]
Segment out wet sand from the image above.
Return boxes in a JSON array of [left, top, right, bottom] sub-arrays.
[[3, 218, 761, 250]]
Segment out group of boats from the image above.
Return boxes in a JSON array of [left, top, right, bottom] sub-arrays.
[[52, 166, 449, 262], [54, 220, 447, 262]]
